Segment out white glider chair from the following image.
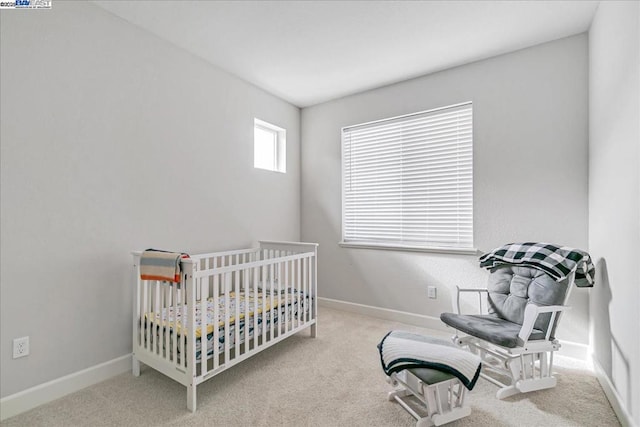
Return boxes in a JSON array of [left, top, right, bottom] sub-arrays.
[[440, 243, 594, 400]]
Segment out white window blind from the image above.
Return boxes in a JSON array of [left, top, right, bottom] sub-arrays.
[[342, 102, 473, 250]]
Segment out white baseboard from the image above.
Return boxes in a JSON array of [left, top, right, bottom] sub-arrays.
[[593, 358, 636, 427], [318, 297, 448, 332], [557, 340, 590, 361], [0, 354, 132, 421], [318, 297, 590, 361]]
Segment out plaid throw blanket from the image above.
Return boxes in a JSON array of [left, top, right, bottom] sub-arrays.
[[479, 243, 594, 287]]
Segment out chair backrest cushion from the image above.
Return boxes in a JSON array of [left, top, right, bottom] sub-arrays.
[[487, 265, 569, 334]]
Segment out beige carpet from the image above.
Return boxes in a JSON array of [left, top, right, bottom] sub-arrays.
[[1, 307, 620, 426]]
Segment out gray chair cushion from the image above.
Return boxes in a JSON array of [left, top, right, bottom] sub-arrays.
[[440, 312, 545, 348], [440, 266, 569, 347], [487, 265, 568, 336]]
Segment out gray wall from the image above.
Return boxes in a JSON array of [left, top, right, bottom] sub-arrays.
[[0, 1, 300, 397], [301, 35, 590, 345], [589, 2, 640, 424]]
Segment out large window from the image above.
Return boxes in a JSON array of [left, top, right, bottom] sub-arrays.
[[254, 118, 286, 173], [341, 102, 473, 252]]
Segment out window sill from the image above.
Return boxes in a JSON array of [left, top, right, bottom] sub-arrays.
[[338, 241, 479, 255]]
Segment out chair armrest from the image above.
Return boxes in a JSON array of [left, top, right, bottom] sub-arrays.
[[454, 286, 489, 315], [518, 304, 571, 344], [457, 287, 490, 293]]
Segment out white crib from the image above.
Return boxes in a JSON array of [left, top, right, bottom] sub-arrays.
[[131, 240, 318, 412]]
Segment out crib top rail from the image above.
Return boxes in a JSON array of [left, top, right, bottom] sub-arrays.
[[132, 241, 318, 267], [189, 247, 259, 262], [259, 240, 318, 253], [192, 250, 315, 278]]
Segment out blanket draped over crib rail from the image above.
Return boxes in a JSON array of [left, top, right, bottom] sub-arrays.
[[378, 331, 482, 390], [140, 249, 189, 283]]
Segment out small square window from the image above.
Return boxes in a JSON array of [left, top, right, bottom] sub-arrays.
[[254, 118, 286, 173]]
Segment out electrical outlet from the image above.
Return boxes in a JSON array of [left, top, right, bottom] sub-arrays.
[[13, 336, 29, 359], [427, 286, 437, 299]]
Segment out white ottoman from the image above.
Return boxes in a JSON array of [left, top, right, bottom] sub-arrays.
[[378, 331, 481, 426]]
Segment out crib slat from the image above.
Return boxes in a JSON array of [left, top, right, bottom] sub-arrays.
[[312, 250, 317, 331], [134, 272, 140, 350], [213, 273, 220, 370], [180, 284, 187, 369], [177, 285, 182, 367], [234, 269, 240, 360], [154, 281, 161, 354], [297, 258, 301, 329], [186, 266, 197, 375], [261, 264, 267, 343], [293, 257, 298, 328], [284, 259, 289, 333], [171, 282, 177, 365], [306, 256, 311, 322], [133, 266, 140, 354], [161, 282, 166, 362], [302, 257, 307, 324], [243, 267, 249, 355], [307, 253, 311, 323], [224, 273, 231, 364], [220, 257, 227, 368], [149, 283, 154, 353], [176, 284, 181, 367], [301, 258, 306, 324], [301, 257, 306, 324], [270, 263, 275, 339], [163, 284, 169, 359], [200, 275, 209, 377], [276, 261, 282, 336], [253, 265, 258, 351], [300, 257, 304, 328], [148, 279, 155, 355], [142, 279, 148, 352], [148, 282, 154, 353]]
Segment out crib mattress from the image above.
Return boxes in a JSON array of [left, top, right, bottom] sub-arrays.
[[144, 289, 310, 359], [145, 289, 306, 336]]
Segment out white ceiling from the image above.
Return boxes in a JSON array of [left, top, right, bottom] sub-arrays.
[[93, 0, 599, 108]]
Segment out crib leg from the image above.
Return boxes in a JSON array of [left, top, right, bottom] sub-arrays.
[[132, 355, 140, 377], [187, 383, 196, 413], [310, 324, 317, 338]]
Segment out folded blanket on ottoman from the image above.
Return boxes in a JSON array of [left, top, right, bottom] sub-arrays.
[[378, 331, 482, 390]]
